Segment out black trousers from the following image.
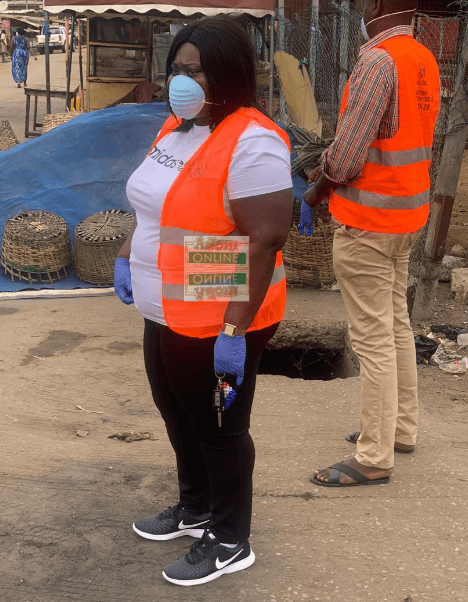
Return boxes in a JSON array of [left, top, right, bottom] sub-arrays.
[[143, 319, 278, 543]]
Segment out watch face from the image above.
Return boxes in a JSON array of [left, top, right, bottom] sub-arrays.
[[224, 324, 236, 336]]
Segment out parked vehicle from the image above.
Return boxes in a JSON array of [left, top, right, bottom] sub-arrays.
[[36, 26, 67, 54]]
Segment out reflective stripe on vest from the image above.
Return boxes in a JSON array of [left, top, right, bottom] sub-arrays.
[[162, 264, 286, 301], [155, 108, 290, 338], [329, 35, 440, 234], [160, 227, 215, 246], [337, 186, 429, 209], [366, 146, 432, 167]]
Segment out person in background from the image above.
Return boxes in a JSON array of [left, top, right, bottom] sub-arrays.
[[113, 15, 293, 586], [12, 28, 29, 87], [1, 30, 8, 63], [303, 0, 440, 486]]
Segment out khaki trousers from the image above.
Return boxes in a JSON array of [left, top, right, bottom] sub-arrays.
[[333, 225, 422, 469]]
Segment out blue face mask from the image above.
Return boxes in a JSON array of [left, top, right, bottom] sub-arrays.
[[169, 75, 206, 120]]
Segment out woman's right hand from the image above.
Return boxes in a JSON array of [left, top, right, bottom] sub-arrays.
[[114, 257, 134, 304]]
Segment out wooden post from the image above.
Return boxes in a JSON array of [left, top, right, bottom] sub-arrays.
[[86, 17, 90, 112], [411, 19, 468, 321], [43, 10, 51, 115], [65, 19, 69, 72], [65, 13, 75, 111], [78, 20, 84, 111]]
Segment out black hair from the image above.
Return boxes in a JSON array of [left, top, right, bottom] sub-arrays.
[[18, 27, 26, 35], [165, 15, 261, 131]]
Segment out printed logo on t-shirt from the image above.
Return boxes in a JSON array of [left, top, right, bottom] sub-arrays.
[[188, 156, 208, 180], [148, 144, 184, 171]]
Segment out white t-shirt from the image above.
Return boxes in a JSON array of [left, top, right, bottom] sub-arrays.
[[126, 121, 292, 324]]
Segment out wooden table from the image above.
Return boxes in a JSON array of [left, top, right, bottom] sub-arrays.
[[24, 86, 80, 138]]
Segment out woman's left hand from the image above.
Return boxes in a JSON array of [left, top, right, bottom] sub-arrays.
[[214, 332, 246, 388]]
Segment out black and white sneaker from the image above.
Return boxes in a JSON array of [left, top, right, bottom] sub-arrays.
[[162, 529, 255, 586], [133, 503, 210, 541]]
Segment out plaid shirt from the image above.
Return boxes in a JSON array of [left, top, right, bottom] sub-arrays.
[[322, 26, 413, 185]]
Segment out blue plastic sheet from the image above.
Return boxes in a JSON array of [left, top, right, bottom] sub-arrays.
[[0, 103, 170, 291]]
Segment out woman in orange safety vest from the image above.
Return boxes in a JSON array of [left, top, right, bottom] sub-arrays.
[[113, 15, 293, 586]]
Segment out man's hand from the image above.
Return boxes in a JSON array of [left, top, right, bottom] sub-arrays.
[[306, 165, 323, 185], [303, 183, 320, 208], [305, 172, 339, 208]]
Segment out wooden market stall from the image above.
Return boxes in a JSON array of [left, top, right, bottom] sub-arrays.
[[43, 0, 276, 111]]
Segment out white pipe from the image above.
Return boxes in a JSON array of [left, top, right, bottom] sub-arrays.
[[338, 0, 350, 101], [269, 14, 275, 118], [277, 5, 286, 122], [309, 0, 319, 93], [277, 0, 284, 19]]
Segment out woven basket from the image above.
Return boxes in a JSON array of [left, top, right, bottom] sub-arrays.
[[42, 112, 82, 134], [283, 202, 335, 287], [0, 121, 19, 152], [1, 210, 73, 283], [256, 67, 271, 87], [257, 90, 280, 119], [74, 210, 134, 285]]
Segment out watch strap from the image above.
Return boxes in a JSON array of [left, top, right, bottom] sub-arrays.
[[222, 323, 246, 337]]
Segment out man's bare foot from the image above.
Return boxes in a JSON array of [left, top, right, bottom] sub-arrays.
[[312, 456, 392, 485]]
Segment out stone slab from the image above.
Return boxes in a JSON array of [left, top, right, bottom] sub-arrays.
[[451, 267, 468, 304], [439, 255, 467, 282]]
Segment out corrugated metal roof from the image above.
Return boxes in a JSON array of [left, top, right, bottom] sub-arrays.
[[44, 0, 275, 17]]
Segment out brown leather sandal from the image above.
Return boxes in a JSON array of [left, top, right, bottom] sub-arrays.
[[310, 461, 390, 487]]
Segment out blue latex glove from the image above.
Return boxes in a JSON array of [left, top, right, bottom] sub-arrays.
[[214, 331, 246, 389], [298, 183, 315, 236], [114, 257, 134, 304]]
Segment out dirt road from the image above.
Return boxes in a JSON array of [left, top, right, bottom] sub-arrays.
[[1, 291, 468, 602]]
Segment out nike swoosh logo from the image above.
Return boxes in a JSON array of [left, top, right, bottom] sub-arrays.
[[178, 519, 209, 530], [215, 549, 243, 570]]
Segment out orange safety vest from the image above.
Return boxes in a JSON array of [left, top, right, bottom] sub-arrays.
[[329, 35, 440, 233], [151, 107, 290, 338]]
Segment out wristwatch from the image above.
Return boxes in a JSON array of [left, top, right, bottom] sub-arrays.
[[222, 323, 246, 337]]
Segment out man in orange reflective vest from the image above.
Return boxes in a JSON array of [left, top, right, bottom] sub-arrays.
[[304, 0, 440, 486]]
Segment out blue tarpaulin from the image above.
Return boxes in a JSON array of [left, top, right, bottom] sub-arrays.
[[0, 103, 170, 291]]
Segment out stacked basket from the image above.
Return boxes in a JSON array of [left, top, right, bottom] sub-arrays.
[[1, 210, 73, 283], [74, 210, 134, 285], [42, 112, 82, 134]]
